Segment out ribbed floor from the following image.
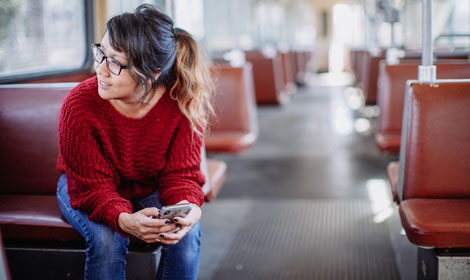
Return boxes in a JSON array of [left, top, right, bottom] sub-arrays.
[[207, 199, 399, 280]]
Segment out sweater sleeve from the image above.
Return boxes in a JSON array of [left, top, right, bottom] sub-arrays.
[[158, 117, 206, 207], [58, 93, 132, 235]]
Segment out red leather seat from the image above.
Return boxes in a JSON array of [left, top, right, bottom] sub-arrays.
[[0, 84, 79, 241], [400, 199, 470, 248], [376, 60, 470, 154], [204, 160, 227, 202], [0, 195, 81, 241], [245, 51, 290, 105], [0, 85, 73, 195], [206, 62, 258, 153], [358, 50, 385, 105], [350, 49, 367, 84], [398, 81, 470, 248], [278, 51, 297, 95]]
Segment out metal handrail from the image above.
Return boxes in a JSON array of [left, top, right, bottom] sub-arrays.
[[434, 33, 470, 46], [418, 0, 436, 83]]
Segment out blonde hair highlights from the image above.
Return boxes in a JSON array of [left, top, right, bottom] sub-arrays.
[[169, 29, 214, 137]]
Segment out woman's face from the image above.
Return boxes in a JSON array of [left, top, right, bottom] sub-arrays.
[[95, 32, 140, 103]]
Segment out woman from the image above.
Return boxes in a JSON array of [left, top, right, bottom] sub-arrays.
[[56, 4, 213, 280]]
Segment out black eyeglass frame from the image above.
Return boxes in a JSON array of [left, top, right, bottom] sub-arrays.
[[91, 43, 129, 75]]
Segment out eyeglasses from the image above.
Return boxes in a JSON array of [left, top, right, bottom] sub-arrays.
[[91, 43, 128, 76]]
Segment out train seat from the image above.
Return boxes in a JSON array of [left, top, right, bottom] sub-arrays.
[[398, 80, 470, 248], [0, 83, 227, 277], [206, 62, 258, 153], [245, 50, 290, 105], [293, 50, 308, 84], [278, 50, 297, 95], [358, 49, 385, 105], [204, 160, 227, 202], [399, 199, 470, 248], [350, 48, 367, 85], [376, 60, 470, 154]]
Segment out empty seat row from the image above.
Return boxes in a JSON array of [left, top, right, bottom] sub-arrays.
[[386, 79, 470, 249], [245, 49, 311, 105], [385, 79, 470, 279], [376, 60, 470, 154]]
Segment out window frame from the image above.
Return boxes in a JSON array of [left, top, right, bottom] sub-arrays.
[[0, 0, 95, 84]]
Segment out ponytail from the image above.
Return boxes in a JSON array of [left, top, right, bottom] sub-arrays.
[[170, 28, 215, 137]]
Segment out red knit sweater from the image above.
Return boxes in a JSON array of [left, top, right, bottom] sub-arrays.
[[57, 76, 205, 234]]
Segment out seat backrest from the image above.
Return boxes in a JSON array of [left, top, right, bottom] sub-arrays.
[[1, 83, 216, 196], [209, 63, 258, 133], [400, 80, 470, 200], [279, 51, 296, 86], [351, 49, 367, 84], [0, 84, 77, 195], [377, 61, 470, 136], [364, 51, 386, 105], [245, 50, 286, 104]]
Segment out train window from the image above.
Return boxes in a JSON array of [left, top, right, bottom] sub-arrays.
[[173, 0, 204, 41], [435, 0, 470, 50], [105, 0, 164, 16], [203, 0, 257, 51], [402, 0, 470, 50], [0, 0, 88, 80]]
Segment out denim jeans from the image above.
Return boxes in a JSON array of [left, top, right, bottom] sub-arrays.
[[57, 174, 201, 280]]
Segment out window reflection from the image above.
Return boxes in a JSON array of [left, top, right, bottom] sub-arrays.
[[0, 0, 86, 77]]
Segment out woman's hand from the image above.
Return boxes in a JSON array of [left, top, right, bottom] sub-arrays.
[[118, 208, 177, 243], [157, 200, 202, 245]]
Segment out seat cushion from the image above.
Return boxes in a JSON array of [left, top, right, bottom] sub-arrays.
[[0, 195, 82, 241], [375, 132, 401, 154], [399, 199, 470, 248], [387, 161, 400, 203], [205, 131, 257, 153], [205, 159, 227, 202]]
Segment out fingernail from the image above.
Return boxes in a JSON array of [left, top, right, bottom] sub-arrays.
[[176, 223, 181, 227], [159, 234, 164, 238], [156, 239, 161, 242], [173, 218, 179, 222], [165, 220, 171, 224]]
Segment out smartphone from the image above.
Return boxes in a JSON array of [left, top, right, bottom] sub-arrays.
[[158, 203, 193, 220]]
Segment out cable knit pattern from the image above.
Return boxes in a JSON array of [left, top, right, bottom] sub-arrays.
[[57, 76, 205, 235]]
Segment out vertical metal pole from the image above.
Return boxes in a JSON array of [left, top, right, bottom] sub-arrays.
[[418, 0, 436, 82], [422, 0, 432, 66]]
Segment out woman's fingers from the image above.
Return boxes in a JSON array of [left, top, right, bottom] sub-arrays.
[[138, 207, 160, 217], [141, 216, 170, 227], [157, 225, 192, 244], [172, 204, 201, 226]]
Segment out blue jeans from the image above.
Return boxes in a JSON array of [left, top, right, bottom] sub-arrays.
[[57, 174, 201, 280]]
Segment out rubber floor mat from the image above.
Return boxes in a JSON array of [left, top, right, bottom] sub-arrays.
[[209, 199, 399, 280]]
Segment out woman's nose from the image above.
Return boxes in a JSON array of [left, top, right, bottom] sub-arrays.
[[95, 60, 110, 77]]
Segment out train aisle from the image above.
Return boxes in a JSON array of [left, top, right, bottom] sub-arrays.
[[199, 73, 401, 280]]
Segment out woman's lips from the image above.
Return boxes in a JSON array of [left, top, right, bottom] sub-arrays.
[[98, 80, 110, 88]]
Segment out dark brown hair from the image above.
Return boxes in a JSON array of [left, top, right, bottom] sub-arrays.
[[106, 4, 213, 134]]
